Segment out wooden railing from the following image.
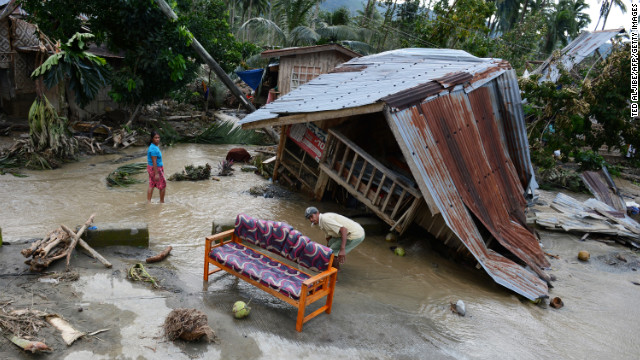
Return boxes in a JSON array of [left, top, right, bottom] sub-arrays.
[[316, 129, 422, 234]]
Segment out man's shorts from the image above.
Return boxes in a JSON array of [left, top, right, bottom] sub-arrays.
[[327, 235, 365, 254]]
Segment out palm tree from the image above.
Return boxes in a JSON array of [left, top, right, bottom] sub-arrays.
[[594, 0, 627, 30], [238, 0, 372, 51], [543, 0, 590, 54]]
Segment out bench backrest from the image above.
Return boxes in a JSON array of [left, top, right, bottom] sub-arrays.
[[234, 213, 333, 272]]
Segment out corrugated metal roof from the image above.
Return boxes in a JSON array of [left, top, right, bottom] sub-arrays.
[[240, 48, 504, 125], [385, 88, 549, 300], [531, 28, 625, 83], [582, 169, 626, 211]]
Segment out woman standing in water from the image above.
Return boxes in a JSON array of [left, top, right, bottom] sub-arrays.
[[147, 131, 166, 203]]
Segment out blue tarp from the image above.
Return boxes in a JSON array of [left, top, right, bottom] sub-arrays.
[[236, 69, 264, 91]]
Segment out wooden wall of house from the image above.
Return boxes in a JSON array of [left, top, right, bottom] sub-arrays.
[[277, 51, 353, 96]]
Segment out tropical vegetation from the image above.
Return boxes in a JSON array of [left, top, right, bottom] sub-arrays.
[[4, 0, 632, 173]]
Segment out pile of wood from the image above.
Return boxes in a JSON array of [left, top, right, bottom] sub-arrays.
[[21, 214, 112, 272], [535, 193, 640, 248]]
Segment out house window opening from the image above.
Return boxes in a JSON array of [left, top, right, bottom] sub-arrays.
[[290, 66, 321, 90]]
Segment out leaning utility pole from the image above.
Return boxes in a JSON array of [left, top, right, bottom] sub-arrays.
[[154, 0, 279, 143]]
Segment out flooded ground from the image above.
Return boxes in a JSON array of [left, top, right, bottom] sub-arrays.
[[1, 143, 639, 359]]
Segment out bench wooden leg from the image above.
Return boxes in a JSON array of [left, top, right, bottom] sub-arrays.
[[296, 289, 308, 332], [325, 272, 338, 314]]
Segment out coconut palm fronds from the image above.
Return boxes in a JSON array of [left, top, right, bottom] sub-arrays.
[[191, 120, 268, 145], [106, 162, 147, 187]]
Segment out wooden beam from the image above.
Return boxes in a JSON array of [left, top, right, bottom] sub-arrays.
[[241, 103, 385, 130]]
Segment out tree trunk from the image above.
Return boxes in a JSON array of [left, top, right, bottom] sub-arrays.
[[154, 0, 280, 144]]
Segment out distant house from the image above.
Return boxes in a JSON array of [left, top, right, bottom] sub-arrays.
[[240, 48, 550, 301], [261, 44, 360, 97], [0, 4, 121, 120]]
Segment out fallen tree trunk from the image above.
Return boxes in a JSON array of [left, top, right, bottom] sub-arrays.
[[146, 246, 172, 263]]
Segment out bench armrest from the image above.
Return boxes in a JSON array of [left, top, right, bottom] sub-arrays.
[[205, 229, 236, 247], [302, 267, 338, 287]]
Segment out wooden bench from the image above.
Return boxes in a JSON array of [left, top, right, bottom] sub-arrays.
[[204, 213, 338, 332]]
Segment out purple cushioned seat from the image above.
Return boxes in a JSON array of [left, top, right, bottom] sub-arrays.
[[298, 238, 333, 272], [210, 243, 310, 300]]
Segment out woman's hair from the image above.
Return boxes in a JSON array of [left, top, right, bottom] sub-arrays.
[[149, 131, 159, 146]]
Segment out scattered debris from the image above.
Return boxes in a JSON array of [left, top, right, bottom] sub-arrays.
[[163, 309, 215, 342], [5, 334, 51, 353], [168, 164, 211, 181], [146, 246, 172, 263], [545, 252, 560, 259], [226, 148, 251, 163], [39, 271, 80, 283], [217, 159, 234, 176], [394, 246, 406, 257], [232, 301, 251, 319], [127, 263, 158, 288], [535, 193, 640, 247], [550, 297, 564, 309], [578, 251, 590, 261], [450, 300, 466, 316], [46, 315, 85, 345], [106, 163, 147, 187], [385, 233, 398, 242], [21, 215, 110, 272]]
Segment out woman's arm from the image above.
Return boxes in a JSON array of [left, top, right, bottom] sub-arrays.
[[152, 156, 159, 179]]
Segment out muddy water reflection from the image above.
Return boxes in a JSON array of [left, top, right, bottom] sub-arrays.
[[1, 145, 639, 359]]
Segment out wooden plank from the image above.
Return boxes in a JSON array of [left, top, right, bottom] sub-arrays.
[[356, 159, 368, 192], [346, 152, 358, 188], [319, 163, 396, 227], [337, 145, 350, 177], [381, 182, 397, 213], [373, 174, 387, 206], [281, 161, 314, 190], [283, 147, 319, 178], [364, 167, 376, 196], [329, 129, 421, 197], [391, 189, 407, 219], [313, 171, 330, 201], [273, 125, 289, 181], [241, 102, 385, 130]]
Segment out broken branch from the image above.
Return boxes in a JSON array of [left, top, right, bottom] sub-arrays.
[[65, 214, 96, 270], [146, 246, 172, 263]]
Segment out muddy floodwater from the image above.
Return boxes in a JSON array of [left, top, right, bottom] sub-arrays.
[[1, 143, 639, 359]]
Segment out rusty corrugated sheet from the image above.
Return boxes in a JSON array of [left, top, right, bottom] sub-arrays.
[[495, 70, 538, 192], [531, 28, 625, 83], [582, 169, 626, 211], [385, 99, 548, 300], [381, 81, 444, 109]]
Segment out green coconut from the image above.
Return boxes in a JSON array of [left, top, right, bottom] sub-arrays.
[[385, 233, 398, 242], [578, 251, 590, 261], [394, 246, 406, 257], [232, 301, 251, 319]]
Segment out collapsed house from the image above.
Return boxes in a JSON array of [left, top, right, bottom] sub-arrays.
[[0, 3, 121, 119], [240, 48, 550, 300]]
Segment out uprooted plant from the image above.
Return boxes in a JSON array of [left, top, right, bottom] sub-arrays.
[[168, 163, 211, 181]]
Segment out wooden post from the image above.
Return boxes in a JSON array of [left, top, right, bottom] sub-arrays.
[[153, 0, 279, 143]]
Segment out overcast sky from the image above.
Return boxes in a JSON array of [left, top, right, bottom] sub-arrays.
[[584, 0, 631, 31]]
